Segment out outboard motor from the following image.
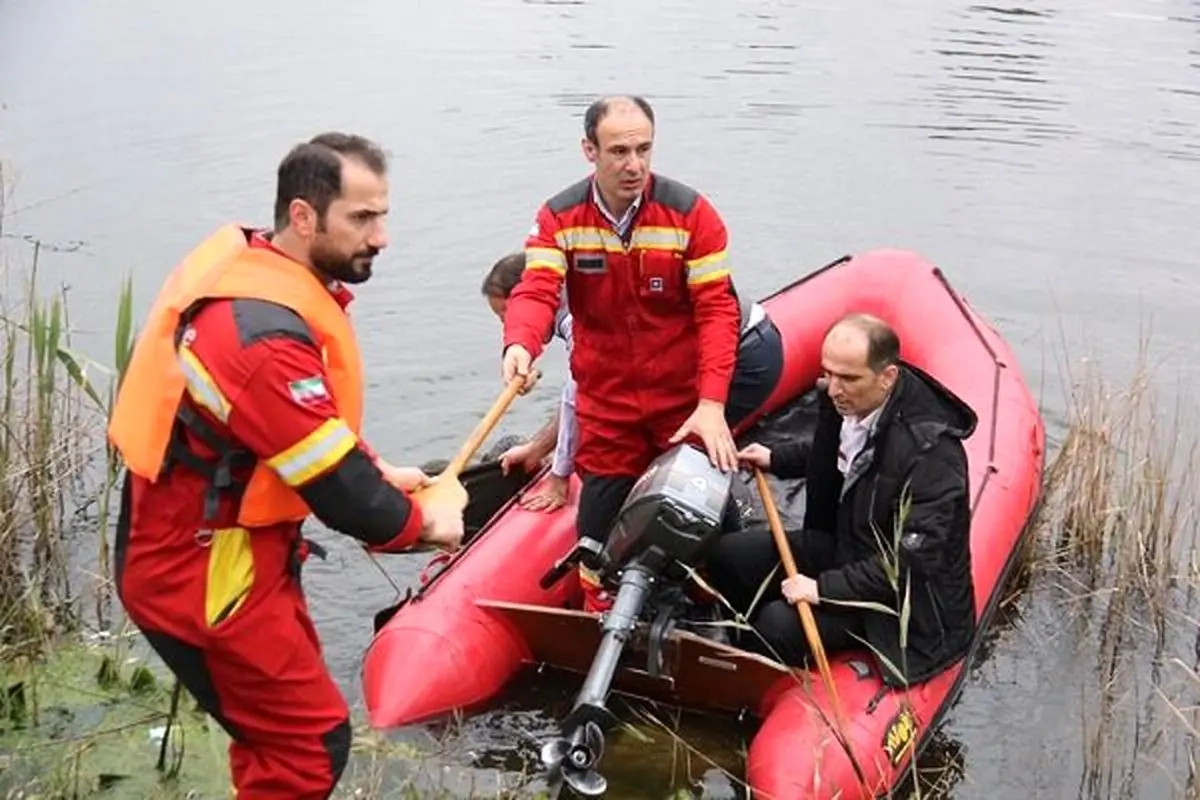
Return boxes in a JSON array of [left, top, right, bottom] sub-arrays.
[[538, 443, 734, 796]]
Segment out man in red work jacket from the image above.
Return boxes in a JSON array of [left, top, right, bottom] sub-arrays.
[[108, 133, 466, 798], [502, 96, 746, 611]]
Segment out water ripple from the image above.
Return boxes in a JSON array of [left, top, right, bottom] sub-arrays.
[[906, 4, 1077, 152]]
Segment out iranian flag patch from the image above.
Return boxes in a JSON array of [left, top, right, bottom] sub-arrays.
[[288, 376, 330, 404]]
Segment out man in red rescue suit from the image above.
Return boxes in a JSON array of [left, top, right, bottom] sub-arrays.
[[107, 133, 467, 799], [501, 96, 751, 612]]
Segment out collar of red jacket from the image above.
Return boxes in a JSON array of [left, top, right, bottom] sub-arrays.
[[589, 173, 649, 230], [248, 229, 355, 309]]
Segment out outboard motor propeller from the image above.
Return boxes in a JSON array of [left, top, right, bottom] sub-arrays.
[[537, 443, 734, 796], [539, 715, 608, 796]]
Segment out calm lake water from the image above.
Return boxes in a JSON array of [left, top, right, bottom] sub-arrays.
[[3, 0, 1199, 796]]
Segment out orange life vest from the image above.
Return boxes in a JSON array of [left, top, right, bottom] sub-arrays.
[[108, 223, 364, 529]]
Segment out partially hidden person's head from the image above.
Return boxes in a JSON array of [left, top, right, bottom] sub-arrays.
[[581, 95, 655, 213], [480, 252, 526, 323], [820, 313, 900, 419], [273, 132, 390, 286]]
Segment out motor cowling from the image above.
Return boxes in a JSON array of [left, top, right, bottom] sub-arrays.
[[599, 444, 734, 581]]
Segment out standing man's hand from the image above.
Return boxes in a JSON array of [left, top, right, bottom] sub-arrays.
[[518, 474, 570, 513], [502, 345, 539, 394], [669, 399, 738, 472]]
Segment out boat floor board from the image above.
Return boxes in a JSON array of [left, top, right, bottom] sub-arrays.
[[476, 598, 792, 716]]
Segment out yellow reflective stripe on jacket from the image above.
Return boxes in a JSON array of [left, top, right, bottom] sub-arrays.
[[264, 418, 358, 487], [630, 226, 690, 251], [178, 344, 232, 423], [553, 225, 692, 256], [554, 226, 625, 253], [525, 246, 567, 275], [686, 249, 731, 285]]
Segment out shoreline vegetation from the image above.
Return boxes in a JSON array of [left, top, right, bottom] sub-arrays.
[[3, 174, 1198, 798]]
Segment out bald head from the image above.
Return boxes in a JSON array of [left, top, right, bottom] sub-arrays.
[[584, 95, 655, 145], [821, 313, 901, 418], [826, 313, 901, 372]]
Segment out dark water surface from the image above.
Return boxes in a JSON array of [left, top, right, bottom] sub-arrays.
[[3, 0, 1199, 796]]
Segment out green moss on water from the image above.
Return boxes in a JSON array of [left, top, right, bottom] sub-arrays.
[[0, 638, 233, 799], [0, 639, 550, 799]]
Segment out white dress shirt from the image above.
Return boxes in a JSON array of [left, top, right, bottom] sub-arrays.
[[838, 403, 885, 476]]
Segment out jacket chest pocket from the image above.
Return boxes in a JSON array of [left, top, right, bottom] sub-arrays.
[[635, 249, 686, 308], [567, 252, 616, 324]]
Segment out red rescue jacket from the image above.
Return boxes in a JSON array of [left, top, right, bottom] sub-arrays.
[[503, 174, 745, 426]]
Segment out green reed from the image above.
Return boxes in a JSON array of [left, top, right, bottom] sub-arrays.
[[0, 230, 135, 655]]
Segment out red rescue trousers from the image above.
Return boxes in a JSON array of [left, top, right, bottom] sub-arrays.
[[116, 474, 351, 799]]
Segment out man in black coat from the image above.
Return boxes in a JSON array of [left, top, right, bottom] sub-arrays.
[[705, 313, 978, 687]]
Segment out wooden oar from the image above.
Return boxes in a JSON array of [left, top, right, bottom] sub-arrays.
[[444, 376, 527, 481], [407, 377, 527, 539], [366, 377, 528, 597], [752, 468, 851, 737]]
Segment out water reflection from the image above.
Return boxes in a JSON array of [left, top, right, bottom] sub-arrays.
[[550, 91, 601, 110], [726, 40, 795, 77], [918, 4, 1075, 158], [412, 651, 981, 799], [415, 666, 752, 799], [743, 101, 829, 117]]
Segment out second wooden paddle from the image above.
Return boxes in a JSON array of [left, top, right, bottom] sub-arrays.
[[753, 468, 850, 735]]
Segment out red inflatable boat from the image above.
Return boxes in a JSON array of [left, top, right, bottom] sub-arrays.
[[361, 250, 1046, 799]]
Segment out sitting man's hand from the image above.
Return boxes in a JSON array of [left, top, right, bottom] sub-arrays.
[[669, 399, 738, 472], [499, 441, 545, 475], [518, 474, 570, 513], [737, 443, 772, 472], [781, 574, 820, 606]]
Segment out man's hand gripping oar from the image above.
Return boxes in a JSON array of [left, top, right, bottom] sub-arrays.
[[410, 374, 529, 547], [363, 375, 529, 597]]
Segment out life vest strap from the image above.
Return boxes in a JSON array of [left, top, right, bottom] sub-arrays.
[[161, 403, 256, 523]]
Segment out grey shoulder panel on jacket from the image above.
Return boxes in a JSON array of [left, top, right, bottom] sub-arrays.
[[231, 299, 316, 349], [650, 175, 700, 214], [546, 178, 592, 214]]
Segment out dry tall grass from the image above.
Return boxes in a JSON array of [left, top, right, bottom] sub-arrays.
[[1032, 331, 1200, 799], [0, 164, 135, 661]]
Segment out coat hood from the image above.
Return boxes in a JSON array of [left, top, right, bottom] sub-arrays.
[[884, 362, 979, 446]]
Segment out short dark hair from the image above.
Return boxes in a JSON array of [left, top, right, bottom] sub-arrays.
[[481, 252, 527, 298], [832, 313, 901, 372], [273, 132, 388, 232], [583, 95, 655, 145]]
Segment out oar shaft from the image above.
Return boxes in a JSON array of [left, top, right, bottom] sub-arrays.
[[442, 378, 524, 479], [753, 469, 846, 723]]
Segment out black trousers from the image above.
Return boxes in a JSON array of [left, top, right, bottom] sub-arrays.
[[703, 525, 864, 667], [725, 316, 785, 430], [576, 316, 786, 546]]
